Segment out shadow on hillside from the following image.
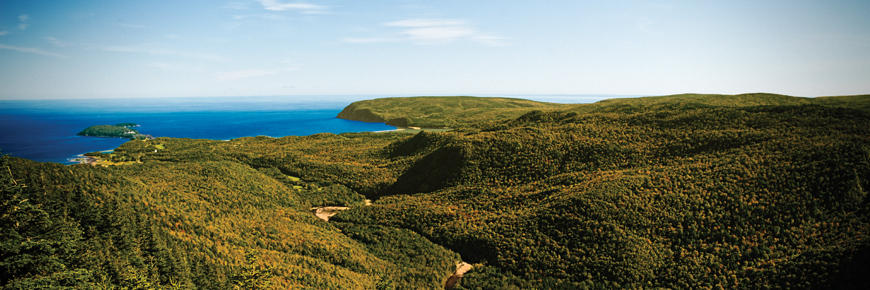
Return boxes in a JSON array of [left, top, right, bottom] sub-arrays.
[[376, 145, 465, 199]]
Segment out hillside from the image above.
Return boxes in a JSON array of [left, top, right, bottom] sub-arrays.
[[3, 93, 870, 289], [77, 124, 150, 140], [568, 93, 870, 114], [337, 96, 568, 128]]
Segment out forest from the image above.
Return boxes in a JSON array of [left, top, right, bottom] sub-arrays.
[[2, 93, 869, 289], [77, 124, 150, 140]]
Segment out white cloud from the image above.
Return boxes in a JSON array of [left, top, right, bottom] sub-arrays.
[[256, 0, 326, 13], [0, 31, 8, 36], [472, 35, 509, 47], [44, 37, 69, 46], [18, 14, 29, 30], [0, 43, 65, 58], [104, 46, 173, 55], [350, 18, 508, 46], [147, 62, 203, 71], [216, 67, 297, 81], [403, 26, 475, 41]]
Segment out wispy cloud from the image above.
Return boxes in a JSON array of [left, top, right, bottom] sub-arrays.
[[147, 62, 204, 71], [387, 19, 465, 27], [255, 0, 327, 14], [347, 18, 508, 46], [44, 37, 70, 47], [0, 43, 65, 58], [19, 14, 29, 30], [104, 45, 173, 55], [216, 67, 297, 81], [0, 31, 8, 36], [115, 22, 148, 29], [101, 45, 227, 62], [232, 14, 287, 20]]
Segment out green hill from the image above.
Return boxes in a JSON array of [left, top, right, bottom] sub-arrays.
[[337, 96, 568, 128], [569, 93, 870, 114], [77, 124, 149, 140], [4, 93, 870, 289]]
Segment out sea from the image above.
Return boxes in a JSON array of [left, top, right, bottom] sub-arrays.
[[0, 95, 633, 164]]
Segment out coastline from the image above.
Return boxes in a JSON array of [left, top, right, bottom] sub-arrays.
[[70, 154, 99, 165]]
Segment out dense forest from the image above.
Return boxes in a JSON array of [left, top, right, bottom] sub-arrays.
[[3, 93, 869, 289]]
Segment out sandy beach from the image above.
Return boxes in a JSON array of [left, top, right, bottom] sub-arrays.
[[71, 154, 99, 165]]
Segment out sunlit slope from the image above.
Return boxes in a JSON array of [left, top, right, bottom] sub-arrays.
[[3, 153, 458, 289], [334, 100, 870, 288], [813, 94, 870, 111], [337, 94, 870, 129], [569, 93, 870, 113], [337, 96, 568, 128]]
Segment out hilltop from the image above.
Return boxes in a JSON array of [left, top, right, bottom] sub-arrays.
[[3, 93, 869, 289], [337, 93, 870, 128], [337, 96, 568, 128]]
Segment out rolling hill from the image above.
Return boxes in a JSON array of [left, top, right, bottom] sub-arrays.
[[3, 93, 869, 289]]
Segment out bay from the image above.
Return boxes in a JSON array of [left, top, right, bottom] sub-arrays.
[[0, 96, 398, 164], [0, 94, 626, 164]]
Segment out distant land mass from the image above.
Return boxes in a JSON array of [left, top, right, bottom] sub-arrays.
[[338, 93, 870, 127], [337, 96, 568, 128], [3, 93, 869, 289], [77, 123, 152, 140]]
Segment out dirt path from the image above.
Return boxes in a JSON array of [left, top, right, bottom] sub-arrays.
[[311, 199, 372, 222], [444, 262, 473, 289], [311, 206, 350, 221]]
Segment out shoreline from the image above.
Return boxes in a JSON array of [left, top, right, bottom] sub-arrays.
[[70, 154, 99, 165]]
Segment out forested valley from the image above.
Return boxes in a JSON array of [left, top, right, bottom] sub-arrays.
[[2, 93, 869, 289]]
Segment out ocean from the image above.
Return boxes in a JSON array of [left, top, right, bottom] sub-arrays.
[[0, 96, 403, 164], [0, 95, 630, 164]]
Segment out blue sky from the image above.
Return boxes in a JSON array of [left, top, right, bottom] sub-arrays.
[[1, 0, 868, 99]]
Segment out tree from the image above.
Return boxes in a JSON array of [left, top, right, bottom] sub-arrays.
[[0, 153, 95, 288], [230, 250, 273, 290]]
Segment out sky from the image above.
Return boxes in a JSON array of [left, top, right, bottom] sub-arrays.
[[1, 0, 869, 100]]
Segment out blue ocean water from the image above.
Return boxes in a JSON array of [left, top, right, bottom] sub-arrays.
[[0, 94, 627, 164], [0, 96, 398, 164]]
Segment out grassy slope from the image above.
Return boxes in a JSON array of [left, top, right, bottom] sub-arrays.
[[337, 93, 870, 129], [337, 96, 569, 128]]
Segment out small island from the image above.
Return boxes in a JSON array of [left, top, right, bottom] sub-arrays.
[[77, 123, 152, 140]]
